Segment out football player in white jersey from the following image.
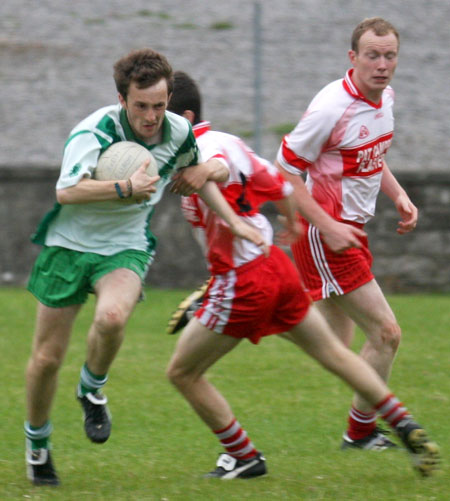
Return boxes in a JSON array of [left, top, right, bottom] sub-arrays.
[[24, 48, 267, 487], [165, 71, 438, 479], [276, 18, 419, 450]]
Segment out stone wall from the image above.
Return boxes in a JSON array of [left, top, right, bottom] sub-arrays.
[[1, 165, 449, 293], [366, 172, 450, 293]]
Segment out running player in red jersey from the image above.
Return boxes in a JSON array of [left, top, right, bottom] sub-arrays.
[[276, 17, 419, 450], [165, 71, 439, 479]]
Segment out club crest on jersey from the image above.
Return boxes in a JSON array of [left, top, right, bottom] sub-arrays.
[[359, 125, 370, 139]]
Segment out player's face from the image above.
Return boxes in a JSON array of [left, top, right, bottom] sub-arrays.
[[348, 30, 398, 103], [119, 79, 170, 143]]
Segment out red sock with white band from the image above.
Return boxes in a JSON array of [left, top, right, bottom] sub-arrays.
[[213, 418, 257, 460], [347, 407, 377, 440], [375, 393, 411, 427]]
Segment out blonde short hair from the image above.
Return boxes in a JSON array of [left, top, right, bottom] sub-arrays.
[[351, 17, 399, 52]]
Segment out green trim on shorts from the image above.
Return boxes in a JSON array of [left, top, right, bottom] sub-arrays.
[[27, 246, 152, 308]]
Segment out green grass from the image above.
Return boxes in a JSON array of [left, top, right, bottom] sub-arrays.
[[0, 288, 448, 500]]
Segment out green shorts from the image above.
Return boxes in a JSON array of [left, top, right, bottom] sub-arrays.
[[28, 246, 152, 308]]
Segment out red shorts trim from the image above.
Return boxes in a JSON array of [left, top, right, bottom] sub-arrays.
[[291, 219, 374, 301], [195, 246, 311, 344]]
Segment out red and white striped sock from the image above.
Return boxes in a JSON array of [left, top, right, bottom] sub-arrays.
[[375, 393, 411, 428], [213, 418, 257, 460], [347, 407, 377, 440]]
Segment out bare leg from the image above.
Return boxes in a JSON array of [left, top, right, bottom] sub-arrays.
[[332, 280, 401, 412], [285, 306, 389, 406], [86, 268, 142, 375], [316, 298, 355, 347], [285, 308, 441, 475], [26, 303, 81, 427], [167, 318, 241, 430]]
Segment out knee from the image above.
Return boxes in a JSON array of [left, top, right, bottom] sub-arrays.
[[29, 348, 63, 376], [94, 306, 127, 335], [378, 320, 402, 351], [166, 360, 196, 390], [166, 361, 184, 388]]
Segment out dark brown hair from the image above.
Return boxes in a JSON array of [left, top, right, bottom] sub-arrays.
[[113, 48, 173, 100], [167, 71, 202, 124]]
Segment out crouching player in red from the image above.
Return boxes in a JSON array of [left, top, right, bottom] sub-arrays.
[[166, 71, 440, 479]]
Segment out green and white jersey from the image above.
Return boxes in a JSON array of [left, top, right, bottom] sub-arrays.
[[33, 105, 200, 255]]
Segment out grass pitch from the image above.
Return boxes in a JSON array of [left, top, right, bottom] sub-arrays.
[[0, 287, 448, 500]]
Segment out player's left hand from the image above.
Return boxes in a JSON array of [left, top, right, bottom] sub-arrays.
[[230, 220, 270, 257], [130, 161, 160, 203], [170, 164, 209, 196], [395, 194, 418, 234]]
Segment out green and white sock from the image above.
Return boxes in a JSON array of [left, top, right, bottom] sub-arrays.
[[78, 362, 108, 397], [24, 420, 52, 450]]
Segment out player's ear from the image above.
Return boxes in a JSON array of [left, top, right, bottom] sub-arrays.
[[183, 110, 195, 125], [118, 93, 126, 108], [348, 49, 357, 65]]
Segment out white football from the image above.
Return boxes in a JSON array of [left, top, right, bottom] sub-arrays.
[[95, 141, 158, 180]]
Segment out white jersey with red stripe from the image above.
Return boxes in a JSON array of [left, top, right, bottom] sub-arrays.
[[276, 69, 394, 224], [181, 122, 293, 274]]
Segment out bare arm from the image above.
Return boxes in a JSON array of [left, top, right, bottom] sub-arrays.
[[198, 181, 269, 256], [275, 161, 366, 252], [381, 161, 418, 234], [57, 177, 128, 204], [57, 161, 160, 204], [273, 194, 303, 245], [170, 158, 229, 196]]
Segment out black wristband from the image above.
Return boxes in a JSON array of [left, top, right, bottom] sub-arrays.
[[115, 182, 126, 199]]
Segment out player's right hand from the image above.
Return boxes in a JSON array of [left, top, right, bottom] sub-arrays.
[[321, 221, 367, 253]]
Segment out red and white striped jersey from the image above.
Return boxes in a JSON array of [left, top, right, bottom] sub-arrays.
[[277, 69, 394, 224], [181, 122, 293, 274]]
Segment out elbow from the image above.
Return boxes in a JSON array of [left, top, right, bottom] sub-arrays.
[[56, 177, 89, 204], [56, 189, 71, 205], [207, 159, 229, 183], [216, 167, 229, 183]]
